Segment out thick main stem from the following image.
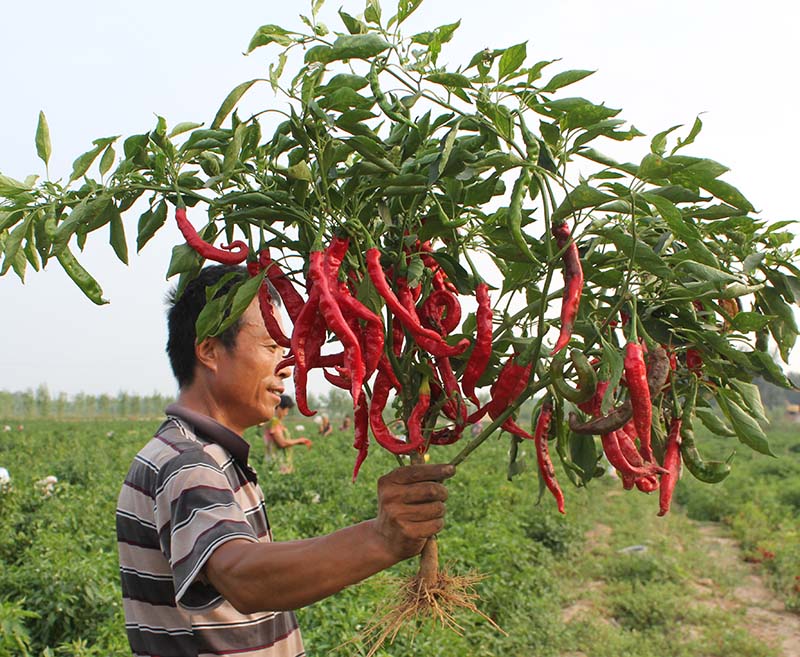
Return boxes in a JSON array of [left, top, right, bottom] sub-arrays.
[[410, 451, 439, 587]]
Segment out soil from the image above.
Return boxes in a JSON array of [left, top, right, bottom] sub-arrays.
[[562, 518, 800, 657], [694, 522, 800, 657]]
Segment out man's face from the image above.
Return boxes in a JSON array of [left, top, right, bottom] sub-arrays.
[[210, 300, 290, 430]]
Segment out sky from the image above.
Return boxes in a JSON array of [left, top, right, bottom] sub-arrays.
[[1, 0, 798, 397]]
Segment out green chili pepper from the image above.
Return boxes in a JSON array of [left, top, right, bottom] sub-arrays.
[[56, 246, 108, 305], [679, 378, 732, 483], [508, 169, 538, 264], [550, 349, 597, 404]]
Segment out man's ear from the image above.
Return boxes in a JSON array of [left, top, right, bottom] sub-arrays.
[[195, 336, 221, 374]]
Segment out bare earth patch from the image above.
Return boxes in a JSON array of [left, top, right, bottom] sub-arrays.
[[695, 522, 800, 657]]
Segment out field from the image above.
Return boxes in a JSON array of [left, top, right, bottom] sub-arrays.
[[0, 415, 798, 656]]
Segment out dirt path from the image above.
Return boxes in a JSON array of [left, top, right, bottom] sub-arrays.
[[694, 522, 800, 657]]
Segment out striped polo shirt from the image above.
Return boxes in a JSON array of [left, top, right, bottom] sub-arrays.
[[116, 404, 305, 657]]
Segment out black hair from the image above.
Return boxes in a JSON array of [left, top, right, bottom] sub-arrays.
[[278, 394, 294, 410], [165, 264, 281, 389]]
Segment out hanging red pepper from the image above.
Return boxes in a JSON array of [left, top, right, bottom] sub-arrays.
[[407, 378, 431, 453], [658, 418, 683, 516], [289, 271, 326, 416], [551, 221, 584, 355], [577, 380, 610, 417], [624, 341, 653, 462], [258, 249, 305, 322], [686, 348, 703, 375], [175, 207, 248, 265], [461, 282, 493, 405], [368, 371, 421, 454], [247, 257, 292, 348], [601, 431, 667, 479], [310, 248, 365, 403], [533, 399, 565, 514], [421, 289, 462, 335], [351, 391, 370, 482], [366, 248, 469, 358]]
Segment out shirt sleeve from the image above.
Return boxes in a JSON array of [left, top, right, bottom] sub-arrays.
[[154, 447, 258, 611]]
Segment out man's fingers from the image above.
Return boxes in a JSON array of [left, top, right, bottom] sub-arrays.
[[395, 481, 449, 504], [383, 463, 455, 485]]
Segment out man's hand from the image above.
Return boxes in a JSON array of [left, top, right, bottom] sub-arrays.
[[374, 463, 455, 561]]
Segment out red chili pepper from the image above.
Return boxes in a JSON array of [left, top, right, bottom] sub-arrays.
[[175, 207, 248, 265], [577, 379, 610, 417], [407, 379, 431, 453], [624, 341, 653, 462], [686, 348, 703, 375], [290, 272, 325, 416], [533, 400, 565, 514], [351, 391, 370, 482], [336, 280, 385, 380], [421, 289, 462, 335], [635, 476, 659, 493], [461, 282, 493, 405], [601, 431, 667, 479], [551, 221, 584, 355], [366, 248, 469, 358], [658, 418, 683, 516], [256, 281, 292, 348], [435, 357, 467, 427], [368, 371, 420, 454], [311, 249, 365, 403], [258, 249, 305, 322]]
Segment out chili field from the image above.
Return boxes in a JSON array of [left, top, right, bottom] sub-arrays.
[[0, 416, 798, 656]]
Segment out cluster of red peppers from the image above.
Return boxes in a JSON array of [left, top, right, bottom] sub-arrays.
[[174, 205, 701, 516]]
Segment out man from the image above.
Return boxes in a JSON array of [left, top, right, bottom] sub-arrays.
[[116, 264, 452, 656]]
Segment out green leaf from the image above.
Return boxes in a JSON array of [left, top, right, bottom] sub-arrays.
[[364, 0, 381, 24], [730, 311, 772, 333], [695, 408, 735, 437], [98, 145, 115, 176], [541, 69, 594, 93], [747, 350, 797, 390], [247, 24, 295, 52], [677, 260, 740, 285], [700, 178, 754, 213], [643, 192, 700, 240], [108, 205, 128, 265], [306, 34, 390, 64], [391, 0, 423, 26], [717, 389, 774, 457], [136, 200, 168, 252], [287, 161, 313, 181], [671, 115, 703, 155], [604, 230, 673, 280], [498, 42, 527, 80], [0, 174, 32, 199], [338, 9, 367, 34], [211, 80, 258, 129], [0, 216, 32, 276], [650, 124, 681, 156], [166, 243, 203, 278], [216, 272, 265, 335], [35, 111, 51, 167], [425, 72, 473, 88], [552, 183, 613, 222], [69, 144, 104, 182], [729, 379, 768, 425], [168, 122, 204, 138], [569, 432, 599, 484]]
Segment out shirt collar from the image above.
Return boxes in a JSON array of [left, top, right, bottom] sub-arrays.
[[165, 403, 254, 477]]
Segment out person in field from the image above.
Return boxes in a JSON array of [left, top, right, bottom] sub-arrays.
[[262, 394, 311, 474], [115, 264, 452, 657]]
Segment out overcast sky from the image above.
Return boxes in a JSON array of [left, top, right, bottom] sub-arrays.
[[1, 0, 798, 397]]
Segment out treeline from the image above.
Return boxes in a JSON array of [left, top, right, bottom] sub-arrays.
[[0, 385, 176, 420]]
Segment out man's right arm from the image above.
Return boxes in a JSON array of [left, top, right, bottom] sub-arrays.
[[203, 463, 454, 613]]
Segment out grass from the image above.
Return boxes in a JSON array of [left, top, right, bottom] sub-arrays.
[[0, 416, 796, 655]]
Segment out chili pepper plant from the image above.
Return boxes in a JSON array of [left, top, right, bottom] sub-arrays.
[[2, 0, 799, 645]]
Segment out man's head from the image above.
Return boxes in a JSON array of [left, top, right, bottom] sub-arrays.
[[166, 265, 289, 430]]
